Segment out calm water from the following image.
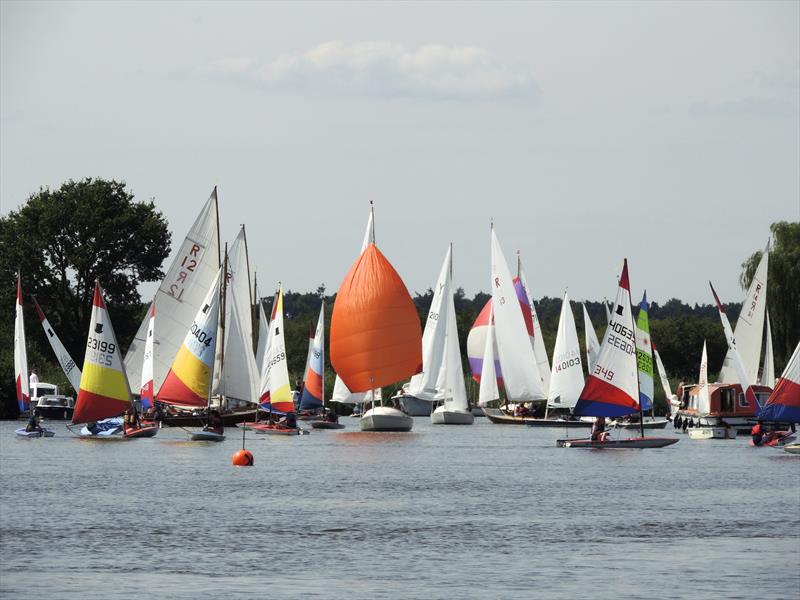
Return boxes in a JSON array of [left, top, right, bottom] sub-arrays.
[[1, 418, 798, 599]]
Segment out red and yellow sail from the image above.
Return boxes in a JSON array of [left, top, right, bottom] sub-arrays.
[[158, 270, 222, 407], [73, 281, 132, 424], [330, 243, 422, 392]]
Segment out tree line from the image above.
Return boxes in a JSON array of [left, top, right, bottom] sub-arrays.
[[1, 179, 797, 417]]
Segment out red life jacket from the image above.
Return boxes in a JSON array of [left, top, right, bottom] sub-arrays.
[[751, 423, 762, 435]]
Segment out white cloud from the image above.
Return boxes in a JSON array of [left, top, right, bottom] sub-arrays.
[[209, 41, 538, 100]]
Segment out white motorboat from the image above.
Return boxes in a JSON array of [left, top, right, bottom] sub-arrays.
[[359, 406, 413, 432], [431, 405, 474, 425]]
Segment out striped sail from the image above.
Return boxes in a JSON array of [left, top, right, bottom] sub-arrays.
[[719, 242, 768, 384], [582, 303, 601, 373], [259, 286, 293, 412], [158, 269, 222, 407], [761, 311, 775, 387], [758, 342, 800, 422], [124, 188, 220, 393], [467, 299, 503, 385], [140, 303, 155, 409], [477, 305, 500, 407], [14, 274, 30, 412], [299, 304, 325, 410], [73, 281, 132, 424], [548, 292, 584, 409], [490, 227, 545, 401], [710, 282, 758, 408], [407, 246, 452, 401], [34, 298, 82, 393], [574, 260, 640, 418], [518, 256, 551, 394], [635, 292, 654, 412]]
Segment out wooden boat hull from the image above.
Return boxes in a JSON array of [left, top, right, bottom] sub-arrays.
[[310, 421, 345, 430], [161, 409, 258, 428], [123, 425, 159, 439], [15, 428, 55, 438], [255, 425, 301, 436], [190, 430, 225, 442], [431, 407, 474, 425], [688, 427, 737, 440], [783, 443, 800, 455], [557, 437, 679, 449], [360, 407, 413, 432]]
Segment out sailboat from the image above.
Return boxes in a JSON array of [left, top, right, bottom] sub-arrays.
[[582, 302, 601, 374], [687, 341, 736, 440], [558, 260, 678, 448], [652, 342, 680, 420], [330, 205, 422, 432], [758, 342, 800, 453], [33, 298, 82, 394], [477, 306, 500, 409], [614, 292, 669, 429], [305, 304, 344, 430], [430, 245, 473, 425], [517, 254, 551, 395], [71, 281, 156, 439], [159, 267, 225, 440]]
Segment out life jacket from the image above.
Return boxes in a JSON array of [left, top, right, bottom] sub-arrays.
[[751, 423, 762, 435]]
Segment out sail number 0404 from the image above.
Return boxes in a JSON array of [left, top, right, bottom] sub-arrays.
[[190, 322, 213, 347]]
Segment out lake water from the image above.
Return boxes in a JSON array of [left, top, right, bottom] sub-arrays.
[[1, 418, 798, 599]]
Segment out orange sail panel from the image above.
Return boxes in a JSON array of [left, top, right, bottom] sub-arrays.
[[330, 243, 422, 392], [158, 269, 222, 407], [73, 281, 132, 424]]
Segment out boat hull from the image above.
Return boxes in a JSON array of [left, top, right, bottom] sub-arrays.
[[190, 430, 225, 442], [688, 427, 737, 440], [751, 432, 797, 447], [310, 421, 345, 430], [15, 428, 55, 438], [783, 443, 800, 455], [161, 409, 258, 428], [359, 407, 413, 432], [35, 405, 74, 420], [398, 395, 432, 416], [123, 425, 159, 439], [431, 407, 474, 425], [557, 437, 679, 449]]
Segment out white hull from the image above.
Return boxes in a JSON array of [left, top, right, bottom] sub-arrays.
[[688, 427, 737, 440], [359, 407, 413, 432], [431, 406, 474, 425]]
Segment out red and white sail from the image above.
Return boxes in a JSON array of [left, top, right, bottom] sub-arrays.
[[573, 260, 639, 417], [758, 342, 800, 422], [14, 274, 30, 412]]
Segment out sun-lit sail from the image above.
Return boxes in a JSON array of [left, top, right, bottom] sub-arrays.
[[582, 302, 601, 373], [635, 292, 654, 412], [761, 311, 775, 388], [477, 305, 500, 407], [14, 274, 30, 413], [548, 292, 584, 410], [258, 285, 293, 412], [299, 304, 325, 411], [33, 298, 82, 393]]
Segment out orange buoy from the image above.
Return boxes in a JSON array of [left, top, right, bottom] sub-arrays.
[[232, 449, 254, 466]]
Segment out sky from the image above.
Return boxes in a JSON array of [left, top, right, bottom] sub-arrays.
[[2, 1, 798, 306]]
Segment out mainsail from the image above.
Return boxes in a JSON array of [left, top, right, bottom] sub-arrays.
[[258, 285, 293, 412], [467, 299, 503, 385], [433, 246, 468, 410], [518, 255, 551, 394], [757, 342, 800, 422], [573, 260, 640, 418], [299, 304, 325, 411], [124, 188, 220, 393], [653, 342, 678, 417], [140, 303, 155, 410], [547, 292, 584, 410], [582, 302, 601, 373], [635, 292, 654, 412], [719, 242, 768, 384], [14, 274, 30, 412], [73, 281, 132, 424], [760, 311, 775, 387], [33, 298, 82, 393], [158, 269, 222, 407], [490, 227, 545, 402], [697, 340, 711, 415]]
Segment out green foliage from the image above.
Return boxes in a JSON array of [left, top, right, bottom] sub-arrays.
[[0, 179, 171, 415]]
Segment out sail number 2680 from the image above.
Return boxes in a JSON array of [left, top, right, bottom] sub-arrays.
[[593, 365, 615, 381]]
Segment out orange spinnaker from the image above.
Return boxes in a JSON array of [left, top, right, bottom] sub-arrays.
[[330, 244, 422, 392]]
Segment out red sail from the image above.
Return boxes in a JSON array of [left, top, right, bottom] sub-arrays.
[[330, 244, 422, 392]]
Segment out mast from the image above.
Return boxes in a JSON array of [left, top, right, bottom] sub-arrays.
[[218, 243, 229, 412], [631, 269, 645, 439], [321, 299, 326, 412]]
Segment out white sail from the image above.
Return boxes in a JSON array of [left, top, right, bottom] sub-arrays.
[[14, 275, 30, 412], [653, 344, 678, 416], [125, 188, 220, 393], [33, 298, 82, 393], [761, 311, 775, 388], [582, 303, 601, 373], [407, 245, 452, 401], [255, 299, 269, 371], [697, 340, 711, 415], [518, 257, 551, 394], [719, 242, 768, 384], [140, 303, 155, 408], [432, 248, 468, 410], [332, 206, 378, 403], [490, 227, 545, 401], [215, 228, 259, 404], [478, 306, 500, 407], [258, 285, 293, 410], [548, 292, 584, 409]]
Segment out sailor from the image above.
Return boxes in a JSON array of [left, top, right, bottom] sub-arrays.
[[205, 410, 224, 434], [751, 421, 764, 446], [29, 369, 39, 387], [591, 416, 606, 442], [25, 413, 42, 433]]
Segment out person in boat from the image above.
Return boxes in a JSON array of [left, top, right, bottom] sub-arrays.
[[325, 410, 339, 423], [25, 413, 42, 433], [204, 410, 224, 434], [751, 421, 764, 446], [279, 412, 297, 429], [123, 408, 140, 432], [591, 416, 607, 442]]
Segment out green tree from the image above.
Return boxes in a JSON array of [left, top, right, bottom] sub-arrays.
[[0, 178, 171, 416], [740, 221, 800, 370]]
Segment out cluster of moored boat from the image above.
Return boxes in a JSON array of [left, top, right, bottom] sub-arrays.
[[11, 190, 800, 449]]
